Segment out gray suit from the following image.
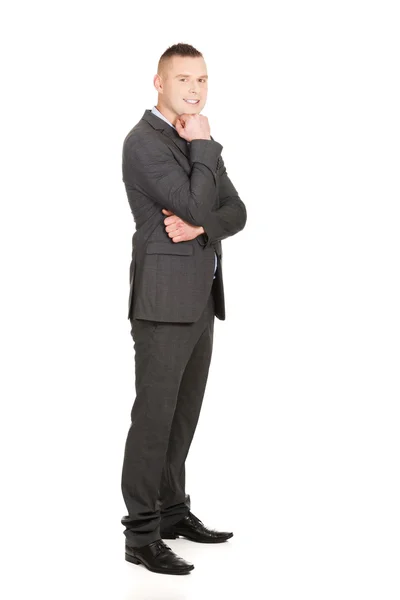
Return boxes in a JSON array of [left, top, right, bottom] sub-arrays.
[[120, 109, 247, 548], [123, 109, 247, 322]]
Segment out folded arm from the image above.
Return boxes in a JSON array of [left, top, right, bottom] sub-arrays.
[[123, 135, 223, 227], [197, 155, 247, 248]]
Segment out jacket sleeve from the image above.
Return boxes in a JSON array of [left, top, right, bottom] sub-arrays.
[[123, 135, 223, 227], [197, 155, 247, 247]]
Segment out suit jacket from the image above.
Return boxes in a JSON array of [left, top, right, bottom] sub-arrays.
[[122, 108, 247, 323]]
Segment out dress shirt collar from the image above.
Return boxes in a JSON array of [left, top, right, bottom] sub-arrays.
[[151, 105, 176, 130]]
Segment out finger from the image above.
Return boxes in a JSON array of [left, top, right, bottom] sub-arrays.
[[179, 114, 192, 126], [165, 218, 178, 227], [172, 235, 183, 243], [165, 224, 179, 233], [164, 216, 181, 226], [162, 209, 174, 215], [166, 226, 179, 236], [165, 218, 182, 229]]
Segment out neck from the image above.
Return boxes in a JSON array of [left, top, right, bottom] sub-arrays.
[[155, 103, 178, 128]]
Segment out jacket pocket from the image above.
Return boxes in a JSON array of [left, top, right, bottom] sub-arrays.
[[145, 241, 194, 256]]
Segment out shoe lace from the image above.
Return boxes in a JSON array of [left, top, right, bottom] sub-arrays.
[[188, 510, 218, 534], [154, 539, 171, 557], [188, 511, 204, 528]]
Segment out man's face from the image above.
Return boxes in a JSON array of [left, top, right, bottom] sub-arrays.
[[156, 56, 208, 119]]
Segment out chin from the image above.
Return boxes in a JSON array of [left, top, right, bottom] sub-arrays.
[[182, 103, 201, 112]]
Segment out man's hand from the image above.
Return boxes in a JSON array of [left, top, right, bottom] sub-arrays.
[[162, 209, 204, 242], [175, 113, 211, 142]]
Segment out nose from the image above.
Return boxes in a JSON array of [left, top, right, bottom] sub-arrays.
[[188, 83, 200, 94]]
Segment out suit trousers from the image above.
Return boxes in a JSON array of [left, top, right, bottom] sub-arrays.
[[121, 286, 215, 548]]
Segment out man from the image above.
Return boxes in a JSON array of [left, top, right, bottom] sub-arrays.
[[120, 43, 247, 575]]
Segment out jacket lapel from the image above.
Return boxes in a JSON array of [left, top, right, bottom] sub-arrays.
[[142, 109, 189, 160]]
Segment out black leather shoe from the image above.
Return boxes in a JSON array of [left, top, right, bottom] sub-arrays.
[[161, 510, 233, 543], [125, 539, 194, 575]]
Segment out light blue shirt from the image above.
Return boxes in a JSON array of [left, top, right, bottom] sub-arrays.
[[151, 105, 217, 279]]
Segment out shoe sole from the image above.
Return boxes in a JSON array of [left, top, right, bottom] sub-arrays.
[[162, 532, 233, 543], [125, 552, 194, 575]]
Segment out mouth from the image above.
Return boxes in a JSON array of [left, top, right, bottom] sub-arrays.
[[184, 99, 200, 105]]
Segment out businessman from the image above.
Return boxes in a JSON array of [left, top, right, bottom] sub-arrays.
[[120, 43, 247, 575]]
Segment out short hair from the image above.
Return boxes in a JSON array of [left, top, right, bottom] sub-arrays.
[[157, 43, 203, 79]]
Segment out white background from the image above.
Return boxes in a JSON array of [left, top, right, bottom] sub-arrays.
[[1, 1, 399, 598]]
